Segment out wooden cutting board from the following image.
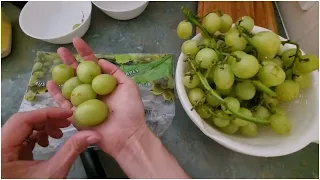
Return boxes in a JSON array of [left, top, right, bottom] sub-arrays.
[[197, 1, 278, 33]]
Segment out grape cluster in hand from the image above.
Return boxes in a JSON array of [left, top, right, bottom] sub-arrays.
[[177, 7, 319, 137], [52, 61, 117, 127]]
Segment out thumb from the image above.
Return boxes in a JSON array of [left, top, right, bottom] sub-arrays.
[[47, 130, 101, 177]]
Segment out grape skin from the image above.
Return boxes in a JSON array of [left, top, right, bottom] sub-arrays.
[[177, 21, 193, 39]]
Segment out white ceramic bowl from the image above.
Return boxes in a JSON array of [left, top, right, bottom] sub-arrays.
[[176, 26, 319, 157], [19, 1, 92, 44], [92, 1, 148, 20]]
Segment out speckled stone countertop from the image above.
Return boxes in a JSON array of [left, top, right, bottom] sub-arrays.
[[1, 2, 318, 178]]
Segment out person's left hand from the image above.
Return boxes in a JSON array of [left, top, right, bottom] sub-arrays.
[[1, 107, 101, 178]]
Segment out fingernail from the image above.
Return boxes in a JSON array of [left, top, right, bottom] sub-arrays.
[[86, 135, 101, 145]]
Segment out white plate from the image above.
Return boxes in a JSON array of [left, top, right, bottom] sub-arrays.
[[176, 26, 319, 157]]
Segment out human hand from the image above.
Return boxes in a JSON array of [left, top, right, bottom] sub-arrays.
[[1, 107, 101, 178], [47, 37, 147, 158]]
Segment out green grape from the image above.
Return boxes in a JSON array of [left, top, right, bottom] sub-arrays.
[[177, 20, 193, 39], [230, 51, 260, 79], [213, 118, 230, 127], [235, 82, 256, 100], [225, 28, 247, 51], [221, 96, 240, 114], [206, 91, 222, 107], [187, 88, 205, 106], [62, 77, 83, 100], [258, 62, 285, 87], [293, 73, 312, 89], [253, 106, 271, 120], [213, 64, 234, 90], [43, 61, 52, 68], [199, 38, 217, 49], [221, 124, 239, 134], [53, 59, 61, 65], [163, 91, 174, 101], [25, 90, 36, 101], [216, 86, 233, 96], [269, 114, 291, 135], [251, 31, 281, 60], [202, 13, 221, 34], [275, 80, 300, 102], [219, 14, 233, 33], [215, 110, 233, 120], [70, 84, 97, 106], [196, 104, 212, 119], [240, 122, 258, 137], [77, 61, 101, 84], [32, 62, 43, 72], [183, 74, 200, 89], [272, 56, 283, 68], [74, 99, 108, 127], [195, 48, 219, 69], [29, 75, 38, 86], [236, 16, 254, 32], [293, 54, 319, 75], [151, 84, 165, 95], [232, 107, 252, 126], [281, 48, 302, 68], [181, 40, 199, 56], [92, 74, 117, 95], [33, 71, 45, 78], [51, 64, 75, 85]]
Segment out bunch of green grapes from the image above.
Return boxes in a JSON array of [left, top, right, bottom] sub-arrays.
[[178, 7, 319, 137], [51, 61, 117, 127]]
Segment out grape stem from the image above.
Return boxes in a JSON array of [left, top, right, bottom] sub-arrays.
[[187, 59, 270, 124], [281, 40, 301, 70], [252, 80, 277, 97], [181, 7, 212, 38]]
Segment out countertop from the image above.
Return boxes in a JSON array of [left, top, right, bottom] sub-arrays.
[[1, 2, 318, 178]]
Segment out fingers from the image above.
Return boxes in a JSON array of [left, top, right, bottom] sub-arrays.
[[36, 131, 49, 147], [98, 59, 132, 84], [73, 37, 98, 63], [2, 107, 72, 147], [47, 80, 73, 109], [48, 131, 101, 177], [57, 47, 78, 71]]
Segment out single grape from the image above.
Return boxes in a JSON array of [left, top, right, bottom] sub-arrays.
[[188, 88, 205, 106], [281, 48, 302, 68], [215, 110, 233, 120], [269, 114, 291, 135], [225, 28, 247, 51], [62, 77, 83, 100], [206, 91, 222, 107], [219, 14, 233, 33], [253, 106, 271, 120], [183, 74, 200, 89], [275, 80, 300, 102], [53, 59, 61, 65], [236, 16, 254, 32], [77, 61, 101, 84], [29, 75, 38, 86], [221, 124, 239, 134], [216, 86, 233, 96], [221, 96, 240, 114], [92, 74, 117, 95], [25, 90, 36, 101], [240, 122, 258, 137], [293, 73, 312, 89], [232, 107, 252, 126], [32, 62, 43, 72], [213, 64, 234, 90], [177, 20, 193, 39], [251, 31, 281, 60], [33, 71, 45, 79], [235, 82, 256, 100], [293, 54, 319, 75], [258, 62, 285, 87], [51, 64, 75, 85], [181, 40, 199, 56], [272, 56, 283, 68], [199, 38, 217, 49], [213, 118, 230, 127], [202, 13, 221, 34], [196, 104, 212, 119], [74, 99, 108, 127], [230, 51, 260, 79], [195, 48, 219, 69], [70, 84, 97, 106]]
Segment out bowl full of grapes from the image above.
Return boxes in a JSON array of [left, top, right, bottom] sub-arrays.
[[175, 7, 319, 157]]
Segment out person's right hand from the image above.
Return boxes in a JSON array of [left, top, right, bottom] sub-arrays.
[[47, 37, 147, 158]]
